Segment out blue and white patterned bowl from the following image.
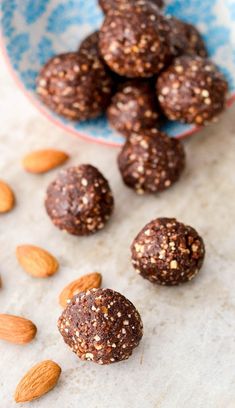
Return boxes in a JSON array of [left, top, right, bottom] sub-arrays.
[[1, 0, 235, 146]]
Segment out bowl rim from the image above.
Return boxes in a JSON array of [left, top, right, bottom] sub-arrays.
[[1, 32, 235, 148]]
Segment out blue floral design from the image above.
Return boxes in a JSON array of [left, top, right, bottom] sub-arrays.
[[18, 0, 49, 24], [6, 33, 30, 69], [20, 70, 38, 90], [1, 0, 16, 37], [219, 66, 234, 91], [47, 0, 102, 34], [204, 26, 231, 56], [227, 0, 235, 19], [74, 115, 124, 143], [37, 36, 54, 65], [166, 0, 215, 24]]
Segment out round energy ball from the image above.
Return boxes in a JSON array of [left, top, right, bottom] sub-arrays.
[[107, 80, 161, 136], [157, 55, 228, 125], [131, 218, 205, 285], [99, 5, 172, 78], [58, 288, 143, 364], [98, 0, 164, 14], [36, 52, 113, 121], [168, 17, 207, 58], [45, 165, 114, 236], [118, 130, 185, 194], [79, 30, 122, 84], [78, 30, 100, 57]]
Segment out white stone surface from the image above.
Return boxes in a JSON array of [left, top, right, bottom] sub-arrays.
[[0, 56, 235, 408]]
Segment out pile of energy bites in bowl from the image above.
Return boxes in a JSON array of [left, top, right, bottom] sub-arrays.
[[36, 0, 229, 194], [33, 0, 228, 367]]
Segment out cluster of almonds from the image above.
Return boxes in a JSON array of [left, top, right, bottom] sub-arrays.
[[0, 149, 144, 402]]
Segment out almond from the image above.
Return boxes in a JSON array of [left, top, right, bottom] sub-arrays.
[[16, 245, 59, 278], [0, 180, 15, 213], [0, 314, 37, 344], [22, 149, 69, 173], [59, 272, 102, 307], [14, 360, 61, 403]]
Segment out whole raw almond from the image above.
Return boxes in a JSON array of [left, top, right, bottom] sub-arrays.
[[16, 245, 59, 278], [59, 272, 102, 307], [0, 180, 15, 213], [0, 314, 37, 344], [22, 149, 69, 173], [14, 360, 61, 403]]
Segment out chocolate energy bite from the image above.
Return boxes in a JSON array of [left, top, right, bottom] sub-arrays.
[[157, 55, 228, 125], [107, 80, 161, 136], [78, 30, 100, 57], [168, 17, 207, 58], [118, 130, 185, 194], [78, 30, 122, 84], [45, 165, 114, 236], [58, 288, 143, 364], [98, 0, 164, 14], [131, 218, 205, 285], [36, 52, 113, 121], [99, 5, 172, 78]]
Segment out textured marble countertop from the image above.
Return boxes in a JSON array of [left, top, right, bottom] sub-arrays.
[[0, 56, 235, 408]]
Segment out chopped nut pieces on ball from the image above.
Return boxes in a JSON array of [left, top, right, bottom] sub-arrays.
[[118, 130, 185, 194], [45, 165, 114, 236], [107, 80, 161, 136], [131, 218, 205, 285], [98, 0, 164, 14], [36, 52, 113, 121], [78, 31, 100, 57], [168, 17, 207, 58], [58, 288, 143, 364], [99, 4, 172, 77], [157, 55, 228, 125]]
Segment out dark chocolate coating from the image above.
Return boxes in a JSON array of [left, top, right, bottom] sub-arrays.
[[98, 0, 164, 14], [36, 52, 113, 121], [107, 80, 161, 136], [118, 130, 185, 194], [99, 4, 172, 78], [58, 288, 143, 364], [168, 17, 207, 58], [131, 218, 205, 285], [157, 55, 228, 125], [45, 165, 114, 236]]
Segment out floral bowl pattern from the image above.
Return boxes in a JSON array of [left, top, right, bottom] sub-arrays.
[[1, 0, 235, 146]]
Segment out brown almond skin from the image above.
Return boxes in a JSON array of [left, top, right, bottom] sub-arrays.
[[16, 245, 59, 278], [0, 180, 15, 213], [0, 314, 37, 344], [59, 272, 102, 307], [14, 360, 61, 403], [22, 149, 69, 174]]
